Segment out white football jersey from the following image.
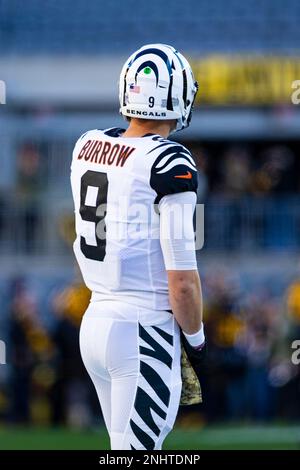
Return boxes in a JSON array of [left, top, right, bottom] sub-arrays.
[[71, 127, 198, 311]]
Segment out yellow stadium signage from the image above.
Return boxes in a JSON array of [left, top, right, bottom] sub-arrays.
[[191, 56, 300, 105]]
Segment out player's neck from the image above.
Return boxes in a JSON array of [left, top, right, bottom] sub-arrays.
[[122, 119, 175, 139]]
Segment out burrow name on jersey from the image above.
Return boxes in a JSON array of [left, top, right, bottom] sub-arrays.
[[78, 139, 136, 166]]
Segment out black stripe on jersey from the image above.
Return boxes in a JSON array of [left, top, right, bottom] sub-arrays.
[[139, 324, 172, 369], [152, 326, 173, 345], [147, 141, 174, 155], [142, 133, 159, 138], [130, 419, 155, 450], [152, 135, 170, 142], [134, 386, 167, 436], [150, 144, 198, 203], [152, 145, 196, 173], [103, 127, 125, 137], [140, 361, 171, 407]]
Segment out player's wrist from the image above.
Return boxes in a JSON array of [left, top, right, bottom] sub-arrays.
[[182, 323, 205, 349]]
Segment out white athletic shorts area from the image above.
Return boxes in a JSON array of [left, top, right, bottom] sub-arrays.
[[79, 300, 182, 450]]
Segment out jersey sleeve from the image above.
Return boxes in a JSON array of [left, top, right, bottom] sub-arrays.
[[159, 191, 198, 270], [150, 144, 198, 204]]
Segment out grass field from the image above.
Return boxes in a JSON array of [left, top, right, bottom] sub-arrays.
[[0, 424, 299, 450]]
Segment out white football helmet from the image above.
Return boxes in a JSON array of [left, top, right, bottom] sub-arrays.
[[119, 44, 198, 133]]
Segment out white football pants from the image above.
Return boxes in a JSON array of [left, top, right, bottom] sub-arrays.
[[79, 300, 182, 450]]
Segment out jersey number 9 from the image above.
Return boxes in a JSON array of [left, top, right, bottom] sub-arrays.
[[80, 170, 108, 261]]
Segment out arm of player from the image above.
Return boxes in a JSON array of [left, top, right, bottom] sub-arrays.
[[159, 191, 204, 347], [167, 270, 203, 335], [150, 142, 204, 348]]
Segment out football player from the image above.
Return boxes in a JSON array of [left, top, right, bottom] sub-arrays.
[[71, 44, 205, 450]]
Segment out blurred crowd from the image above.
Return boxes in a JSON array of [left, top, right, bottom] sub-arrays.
[[191, 143, 299, 199], [0, 269, 299, 428], [194, 143, 300, 250], [0, 143, 43, 254], [202, 271, 300, 422], [0, 275, 99, 427]]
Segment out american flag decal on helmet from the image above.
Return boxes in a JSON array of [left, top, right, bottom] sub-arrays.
[[129, 84, 141, 93]]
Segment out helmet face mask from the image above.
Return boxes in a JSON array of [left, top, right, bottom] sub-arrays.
[[119, 44, 198, 134]]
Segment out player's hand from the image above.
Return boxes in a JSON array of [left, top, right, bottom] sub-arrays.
[[180, 330, 207, 378]]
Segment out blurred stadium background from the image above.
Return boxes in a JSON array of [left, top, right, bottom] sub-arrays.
[[0, 0, 300, 450]]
